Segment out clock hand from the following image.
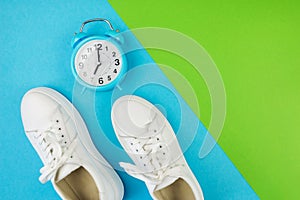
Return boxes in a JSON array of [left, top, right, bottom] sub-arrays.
[[97, 48, 101, 63], [94, 63, 101, 75]]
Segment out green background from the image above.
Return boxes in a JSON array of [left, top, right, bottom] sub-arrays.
[[109, 0, 300, 199]]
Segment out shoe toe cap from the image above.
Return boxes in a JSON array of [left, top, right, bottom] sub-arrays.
[[112, 95, 165, 137], [21, 88, 58, 130]]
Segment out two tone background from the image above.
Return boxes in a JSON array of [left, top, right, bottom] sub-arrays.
[[0, 0, 299, 199]]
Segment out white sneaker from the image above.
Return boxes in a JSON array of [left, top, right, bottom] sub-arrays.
[[21, 87, 123, 200], [111, 95, 204, 200]]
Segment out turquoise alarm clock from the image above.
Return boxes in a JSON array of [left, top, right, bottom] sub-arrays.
[[71, 18, 127, 91]]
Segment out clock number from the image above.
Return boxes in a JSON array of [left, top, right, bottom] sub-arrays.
[[87, 47, 93, 53], [95, 43, 102, 50], [81, 54, 87, 60], [78, 62, 84, 69], [115, 59, 120, 66], [113, 69, 117, 73], [105, 46, 109, 51], [112, 52, 116, 57], [108, 75, 111, 81], [98, 77, 104, 84]]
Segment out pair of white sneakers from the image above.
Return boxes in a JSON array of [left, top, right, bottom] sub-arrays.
[[21, 87, 204, 200]]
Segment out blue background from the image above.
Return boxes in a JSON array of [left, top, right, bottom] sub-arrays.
[[0, 0, 258, 199]]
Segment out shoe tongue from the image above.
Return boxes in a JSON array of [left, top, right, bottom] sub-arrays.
[[55, 163, 81, 182], [155, 176, 179, 191]]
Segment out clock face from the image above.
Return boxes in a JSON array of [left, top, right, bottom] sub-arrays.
[[74, 39, 123, 87]]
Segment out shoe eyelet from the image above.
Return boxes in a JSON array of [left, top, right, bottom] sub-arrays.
[[154, 129, 157, 133], [157, 138, 159, 141], [61, 135, 64, 137], [140, 156, 142, 159], [64, 141, 67, 144], [58, 128, 61, 131], [130, 143, 133, 145], [136, 149, 138, 152], [70, 156, 73, 158], [56, 120, 59, 123], [159, 145, 162, 148]]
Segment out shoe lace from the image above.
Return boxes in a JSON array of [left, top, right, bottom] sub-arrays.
[[119, 135, 184, 186], [32, 122, 77, 184]]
